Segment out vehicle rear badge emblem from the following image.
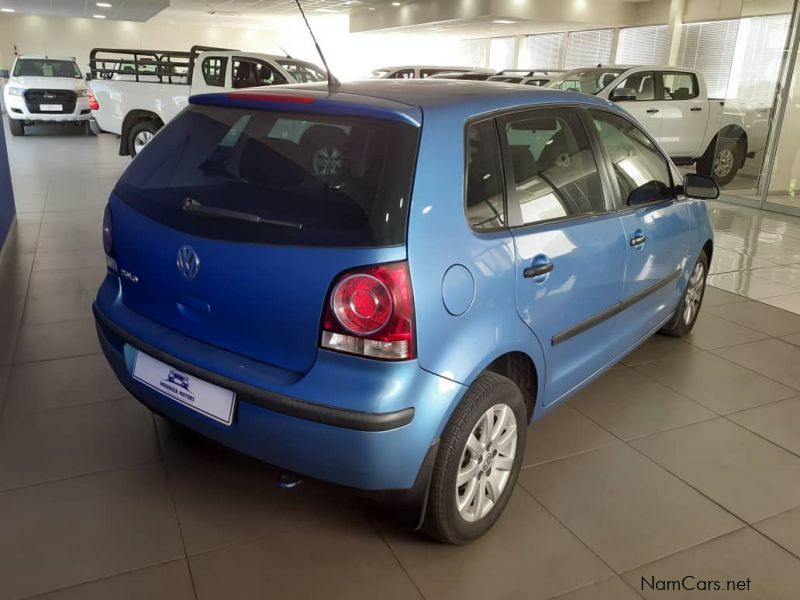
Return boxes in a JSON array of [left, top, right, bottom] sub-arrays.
[[176, 245, 200, 280]]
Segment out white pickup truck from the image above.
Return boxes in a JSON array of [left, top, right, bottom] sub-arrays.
[[1, 55, 95, 136], [89, 46, 327, 156], [546, 66, 767, 185]]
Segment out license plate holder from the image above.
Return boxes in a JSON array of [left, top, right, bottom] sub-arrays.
[[131, 348, 235, 426]]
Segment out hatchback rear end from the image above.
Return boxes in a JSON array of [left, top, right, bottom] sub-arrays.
[[93, 89, 463, 497]]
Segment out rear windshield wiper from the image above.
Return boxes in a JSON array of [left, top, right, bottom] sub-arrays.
[[182, 198, 302, 230]]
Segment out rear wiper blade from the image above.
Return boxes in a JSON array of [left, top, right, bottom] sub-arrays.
[[182, 198, 302, 230]]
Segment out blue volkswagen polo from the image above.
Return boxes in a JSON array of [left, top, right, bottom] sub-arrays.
[[94, 80, 716, 544]]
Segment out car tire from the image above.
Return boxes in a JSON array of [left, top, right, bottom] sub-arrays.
[[8, 119, 24, 137], [698, 138, 742, 186], [422, 371, 527, 544], [127, 120, 159, 157], [660, 250, 708, 337], [84, 121, 95, 136]]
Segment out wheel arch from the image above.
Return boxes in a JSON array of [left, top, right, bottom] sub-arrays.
[[713, 125, 748, 168], [119, 110, 163, 156]]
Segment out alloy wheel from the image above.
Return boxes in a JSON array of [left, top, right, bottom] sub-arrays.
[[456, 403, 517, 522], [684, 261, 705, 325], [713, 147, 735, 179], [134, 130, 154, 154]]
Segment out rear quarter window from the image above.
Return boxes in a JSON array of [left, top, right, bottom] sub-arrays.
[[115, 105, 420, 247]]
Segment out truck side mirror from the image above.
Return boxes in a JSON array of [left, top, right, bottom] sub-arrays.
[[610, 87, 637, 102], [0, 69, 9, 79], [85, 72, 93, 81], [683, 173, 719, 200]]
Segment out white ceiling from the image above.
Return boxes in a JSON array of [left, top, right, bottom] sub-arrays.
[[0, 0, 170, 21], [169, 0, 401, 17]]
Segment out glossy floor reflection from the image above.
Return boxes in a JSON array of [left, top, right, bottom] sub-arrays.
[[3, 118, 800, 599]]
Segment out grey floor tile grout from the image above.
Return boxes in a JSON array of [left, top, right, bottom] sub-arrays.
[[0, 458, 163, 498], [152, 415, 200, 600], [15, 558, 193, 600], [367, 515, 429, 600], [514, 482, 621, 582], [10, 348, 103, 368], [0, 393, 135, 424], [547, 576, 646, 600]]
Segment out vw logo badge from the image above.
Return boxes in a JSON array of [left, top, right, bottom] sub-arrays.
[[176, 245, 200, 280]]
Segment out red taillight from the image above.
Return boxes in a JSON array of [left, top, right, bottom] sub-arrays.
[[87, 87, 99, 111], [321, 261, 416, 360]]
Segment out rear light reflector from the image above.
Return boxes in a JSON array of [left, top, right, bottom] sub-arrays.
[[102, 204, 114, 256], [87, 87, 99, 111], [321, 261, 415, 360]]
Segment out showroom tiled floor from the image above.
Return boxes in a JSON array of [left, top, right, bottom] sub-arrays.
[[3, 118, 800, 598]]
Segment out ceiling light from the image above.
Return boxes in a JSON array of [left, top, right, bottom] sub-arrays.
[[368, 6, 376, 9], [492, 19, 515, 24], [92, 14, 106, 18], [0, 8, 15, 12], [96, 2, 112, 7], [392, 2, 401, 5]]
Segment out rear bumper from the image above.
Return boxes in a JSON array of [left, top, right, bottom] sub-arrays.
[[94, 275, 465, 491]]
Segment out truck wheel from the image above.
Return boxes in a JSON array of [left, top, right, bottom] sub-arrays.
[[8, 119, 24, 137], [422, 372, 526, 544], [660, 250, 708, 337], [698, 138, 742, 186], [127, 120, 159, 157]]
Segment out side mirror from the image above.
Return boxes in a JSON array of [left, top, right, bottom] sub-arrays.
[[683, 173, 719, 200], [85, 72, 93, 81], [610, 87, 637, 102], [0, 69, 9, 79], [628, 180, 670, 207]]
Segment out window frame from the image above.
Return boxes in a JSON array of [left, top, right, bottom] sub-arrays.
[[581, 106, 679, 212], [610, 70, 659, 102], [497, 105, 616, 230], [462, 116, 508, 234], [201, 56, 228, 87], [659, 71, 700, 101], [231, 57, 288, 89]]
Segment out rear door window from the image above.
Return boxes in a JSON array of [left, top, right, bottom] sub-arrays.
[[201, 57, 227, 87], [232, 58, 288, 88], [116, 105, 420, 247], [501, 108, 605, 226], [662, 72, 699, 100]]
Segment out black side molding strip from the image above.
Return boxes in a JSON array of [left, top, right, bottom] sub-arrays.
[[552, 268, 682, 346], [93, 304, 415, 432]]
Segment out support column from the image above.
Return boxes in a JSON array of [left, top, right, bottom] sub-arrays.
[[665, 0, 687, 64]]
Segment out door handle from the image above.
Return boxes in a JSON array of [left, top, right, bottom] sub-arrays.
[[630, 235, 647, 247], [524, 262, 554, 278], [646, 108, 659, 114], [690, 107, 702, 112]]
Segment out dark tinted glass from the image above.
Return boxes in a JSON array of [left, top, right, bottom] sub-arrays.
[[590, 110, 673, 206], [503, 109, 604, 225], [117, 105, 420, 247], [465, 120, 505, 230], [202, 57, 227, 87]]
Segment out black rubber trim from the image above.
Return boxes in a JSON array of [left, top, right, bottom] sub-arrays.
[[552, 268, 682, 346], [93, 303, 414, 432]]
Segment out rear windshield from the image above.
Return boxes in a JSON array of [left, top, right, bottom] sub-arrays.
[[14, 59, 81, 78], [116, 105, 420, 247]]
